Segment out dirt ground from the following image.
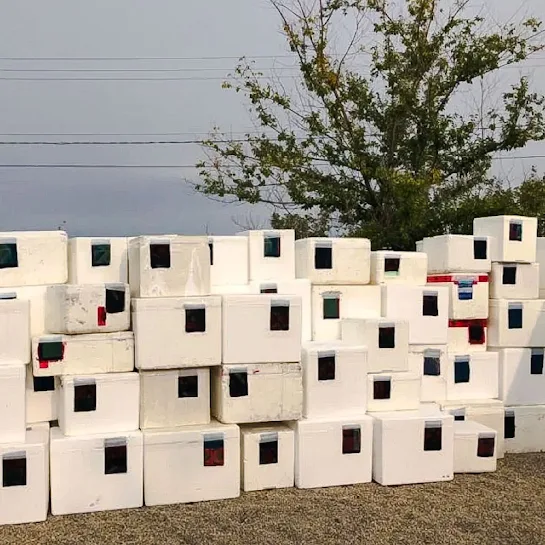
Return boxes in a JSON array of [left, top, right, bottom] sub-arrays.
[[1, 453, 544, 545]]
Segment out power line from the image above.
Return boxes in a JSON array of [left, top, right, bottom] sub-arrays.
[[0, 66, 301, 73], [0, 55, 297, 62], [0, 75, 302, 82]]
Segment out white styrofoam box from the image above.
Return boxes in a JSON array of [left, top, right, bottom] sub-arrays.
[[371, 251, 427, 286], [427, 274, 488, 320], [140, 368, 210, 429], [489, 262, 539, 300], [453, 421, 497, 473], [311, 285, 381, 341], [0, 231, 68, 287], [249, 279, 312, 342], [495, 348, 545, 406], [0, 296, 30, 364], [240, 423, 294, 492], [50, 428, 143, 515], [372, 404, 454, 486], [128, 235, 210, 298], [366, 372, 421, 412], [474, 215, 537, 263], [538, 238, 545, 298], [446, 352, 498, 401], [209, 236, 248, 287], [0, 423, 49, 525], [341, 318, 409, 373], [0, 363, 25, 443], [143, 421, 239, 506], [421, 235, 491, 274], [211, 363, 303, 424], [291, 415, 373, 489], [488, 299, 545, 348], [0, 285, 47, 337], [31, 331, 134, 377], [222, 294, 302, 364], [132, 296, 221, 369], [46, 283, 130, 335], [210, 284, 252, 295], [68, 237, 128, 284], [381, 285, 449, 344], [238, 229, 295, 282], [447, 319, 488, 353], [504, 405, 545, 453], [25, 365, 57, 424], [408, 345, 447, 403], [415, 240, 423, 252], [58, 372, 140, 436], [439, 399, 505, 459], [301, 341, 368, 418], [295, 237, 370, 285]]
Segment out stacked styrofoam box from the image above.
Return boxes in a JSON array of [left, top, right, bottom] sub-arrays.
[[0, 231, 69, 524], [477, 216, 545, 454]]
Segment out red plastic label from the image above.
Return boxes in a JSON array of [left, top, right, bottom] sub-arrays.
[[97, 306, 107, 326]]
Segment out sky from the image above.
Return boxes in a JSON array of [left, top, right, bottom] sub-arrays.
[[0, 0, 543, 237]]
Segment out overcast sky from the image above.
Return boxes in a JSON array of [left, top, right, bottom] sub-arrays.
[[0, 0, 543, 237]]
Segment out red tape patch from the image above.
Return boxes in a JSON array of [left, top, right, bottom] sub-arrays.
[[98, 306, 107, 326]]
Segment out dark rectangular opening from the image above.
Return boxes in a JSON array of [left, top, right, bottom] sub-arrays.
[[502, 266, 517, 285], [477, 436, 495, 458], [204, 438, 224, 467], [508, 307, 523, 329], [259, 440, 278, 465], [469, 325, 485, 345], [373, 378, 391, 400], [0, 242, 18, 269], [423, 294, 438, 316], [454, 359, 470, 384], [318, 355, 335, 381], [474, 239, 487, 260], [186, 307, 206, 333], [104, 443, 127, 474], [2, 455, 26, 487], [270, 304, 290, 331], [208, 242, 214, 265], [260, 287, 278, 294], [342, 427, 361, 454], [509, 221, 523, 242], [423, 356, 441, 376], [378, 326, 395, 349], [150, 243, 171, 269], [454, 414, 465, 421], [264, 236, 281, 258], [323, 296, 340, 320], [314, 246, 332, 269], [91, 243, 111, 267], [229, 371, 248, 397], [384, 258, 400, 273], [74, 383, 97, 412], [504, 413, 515, 439], [531, 351, 544, 375], [33, 375, 55, 392], [424, 424, 442, 451], [38, 341, 64, 363], [105, 288, 125, 314], [178, 375, 199, 398]]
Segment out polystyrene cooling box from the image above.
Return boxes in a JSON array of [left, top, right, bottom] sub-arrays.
[[0, 230, 68, 287], [222, 294, 302, 364], [0, 422, 50, 526], [209, 235, 249, 287], [0, 363, 25, 443], [537, 237, 545, 298], [238, 229, 295, 282], [128, 235, 210, 298], [240, 423, 294, 492], [367, 372, 421, 412], [408, 345, 448, 402], [370, 251, 427, 285], [132, 296, 221, 369], [295, 237, 371, 285], [488, 299, 545, 347], [301, 341, 368, 418], [211, 363, 303, 424], [427, 274, 488, 320], [453, 421, 497, 473], [68, 237, 128, 284], [140, 368, 210, 429], [143, 421, 239, 506], [46, 283, 130, 335], [489, 262, 539, 300], [421, 235, 492, 274], [311, 285, 381, 341], [291, 415, 373, 489], [447, 319, 488, 353], [25, 366, 58, 424], [0, 295, 30, 363], [32, 331, 134, 376], [504, 405, 545, 453], [381, 285, 448, 344], [474, 215, 537, 263], [0, 286, 48, 336], [341, 318, 409, 373], [50, 427, 143, 515], [372, 404, 454, 486], [445, 352, 498, 401]]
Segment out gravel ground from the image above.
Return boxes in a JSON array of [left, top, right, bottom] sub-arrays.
[[1, 453, 544, 545]]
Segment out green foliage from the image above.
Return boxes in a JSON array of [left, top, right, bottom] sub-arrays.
[[196, 0, 545, 249]]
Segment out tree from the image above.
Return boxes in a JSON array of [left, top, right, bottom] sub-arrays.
[[196, 0, 545, 249]]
